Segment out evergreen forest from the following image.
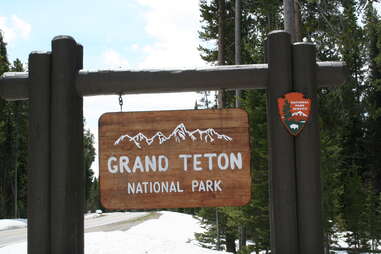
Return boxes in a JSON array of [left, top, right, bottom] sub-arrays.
[[0, 31, 99, 219], [193, 0, 381, 253]]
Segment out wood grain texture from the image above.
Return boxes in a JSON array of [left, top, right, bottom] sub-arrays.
[[0, 62, 347, 101], [99, 108, 251, 209]]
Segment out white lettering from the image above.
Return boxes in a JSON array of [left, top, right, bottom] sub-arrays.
[[142, 182, 148, 193], [179, 154, 192, 171], [193, 154, 202, 171], [206, 180, 214, 191], [161, 182, 169, 192], [214, 180, 222, 191], [153, 182, 161, 193], [230, 152, 242, 169], [158, 155, 168, 172], [145, 156, 157, 172], [217, 153, 229, 170], [170, 182, 177, 192], [119, 156, 131, 173], [191, 179, 223, 192], [203, 153, 217, 170], [107, 156, 118, 173], [177, 181, 184, 192], [192, 180, 199, 192], [127, 182, 135, 194], [199, 181, 206, 192], [136, 183, 143, 194], [132, 156, 144, 173]]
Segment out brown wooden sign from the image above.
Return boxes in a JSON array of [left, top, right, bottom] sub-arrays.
[[99, 108, 251, 209]]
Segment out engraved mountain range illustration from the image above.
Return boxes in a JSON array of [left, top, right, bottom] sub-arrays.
[[291, 111, 308, 117], [114, 123, 233, 149]]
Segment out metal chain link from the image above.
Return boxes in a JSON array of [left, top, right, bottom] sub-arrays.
[[119, 94, 123, 112]]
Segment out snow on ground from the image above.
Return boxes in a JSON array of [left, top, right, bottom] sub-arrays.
[[0, 219, 27, 231], [0, 211, 228, 254], [85, 211, 227, 254], [84, 213, 102, 220]]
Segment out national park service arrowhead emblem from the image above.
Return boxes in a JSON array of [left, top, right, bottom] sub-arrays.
[[277, 92, 311, 136]]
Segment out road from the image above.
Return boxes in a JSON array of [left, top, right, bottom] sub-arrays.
[[0, 212, 158, 248]]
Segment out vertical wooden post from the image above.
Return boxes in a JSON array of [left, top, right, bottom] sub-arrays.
[[267, 30, 298, 254], [293, 42, 323, 254], [50, 36, 84, 254], [28, 52, 51, 254]]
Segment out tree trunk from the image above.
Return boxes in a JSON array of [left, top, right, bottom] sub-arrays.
[[294, 0, 302, 42], [226, 231, 236, 253], [217, 0, 225, 109], [283, 0, 295, 42], [216, 209, 220, 250], [238, 225, 247, 251], [235, 0, 241, 107], [324, 232, 330, 254]]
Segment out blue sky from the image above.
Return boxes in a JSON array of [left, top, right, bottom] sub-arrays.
[[1, 0, 204, 69], [2, 1, 380, 176], [1, 0, 206, 176]]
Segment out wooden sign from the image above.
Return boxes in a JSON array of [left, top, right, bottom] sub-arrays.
[[99, 109, 251, 210], [277, 92, 312, 136]]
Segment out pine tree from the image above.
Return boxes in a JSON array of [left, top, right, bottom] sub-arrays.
[[84, 128, 96, 212], [9, 59, 28, 218], [364, 2, 381, 191], [197, 0, 381, 252], [0, 31, 11, 218]]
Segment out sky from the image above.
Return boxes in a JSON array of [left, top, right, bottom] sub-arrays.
[[0, 0, 208, 177], [1, 1, 380, 177]]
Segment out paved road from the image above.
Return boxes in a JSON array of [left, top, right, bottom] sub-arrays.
[[0, 212, 157, 248]]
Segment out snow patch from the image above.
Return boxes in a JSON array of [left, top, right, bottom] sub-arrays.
[[0, 211, 228, 254], [0, 219, 27, 231], [84, 213, 103, 220], [85, 211, 227, 254]]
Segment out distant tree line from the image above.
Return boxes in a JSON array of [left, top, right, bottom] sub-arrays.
[[0, 32, 99, 218], [192, 0, 381, 253]]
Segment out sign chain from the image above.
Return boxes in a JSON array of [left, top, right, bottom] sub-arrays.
[[119, 94, 123, 112]]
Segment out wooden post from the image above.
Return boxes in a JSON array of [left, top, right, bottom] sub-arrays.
[[267, 30, 298, 254], [50, 36, 84, 254], [28, 52, 51, 254], [235, 0, 241, 108], [293, 42, 323, 254]]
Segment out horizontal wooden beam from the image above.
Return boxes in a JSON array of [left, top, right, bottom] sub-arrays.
[[0, 72, 29, 101], [76, 64, 268, 96], [0, 62, 347, 100], [316, 62, 348, 88]]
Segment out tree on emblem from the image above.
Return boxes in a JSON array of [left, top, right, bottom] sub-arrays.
[[283, 99, 292, 119]]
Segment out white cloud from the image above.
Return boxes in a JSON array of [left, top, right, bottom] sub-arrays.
[[102, 49, 129, 69], [131, 43, 140, 51], [134, 0, 205, 68], [0, 15, 31, 43], [86, 1, 206, 177]]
